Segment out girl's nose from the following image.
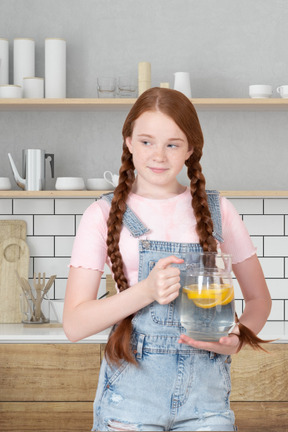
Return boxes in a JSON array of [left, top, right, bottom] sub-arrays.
[[153, 147, 166, 161]]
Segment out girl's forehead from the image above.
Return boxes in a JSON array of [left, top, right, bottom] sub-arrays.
[[132, 111, 185, 137]]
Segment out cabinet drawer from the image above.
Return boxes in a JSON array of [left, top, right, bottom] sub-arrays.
[[0, 344, 100, 402]]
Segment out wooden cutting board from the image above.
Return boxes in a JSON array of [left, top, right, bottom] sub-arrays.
[[0, 221, 29, 323]]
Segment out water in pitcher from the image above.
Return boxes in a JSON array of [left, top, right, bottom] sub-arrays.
[[180, 252, 235, 341]]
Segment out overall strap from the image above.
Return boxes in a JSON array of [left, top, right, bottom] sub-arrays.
[[100, 192, 150, 238], [206, 190, 224, 243]]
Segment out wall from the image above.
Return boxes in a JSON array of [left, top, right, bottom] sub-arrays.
[[0, 196, 287, 322], [0, 0, 288, 190]]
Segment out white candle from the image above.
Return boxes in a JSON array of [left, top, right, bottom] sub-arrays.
[[138, 62, 151, 96], [45, 38, 66, 98]]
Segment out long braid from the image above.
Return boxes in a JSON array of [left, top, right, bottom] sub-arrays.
[[105, 145, 137, 365], [185, 145, 217, 253]]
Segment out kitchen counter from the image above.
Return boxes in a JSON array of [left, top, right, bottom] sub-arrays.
[[0, 321, 287, 343]]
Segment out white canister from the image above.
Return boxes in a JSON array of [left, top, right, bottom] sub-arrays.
[[13, 38, 35, 87], [0, 85, 22, 98], [23, 77, 44, 98], [173, 72, 192, 98], [0, 38, 9, 85], [45, 38, 66, 98]]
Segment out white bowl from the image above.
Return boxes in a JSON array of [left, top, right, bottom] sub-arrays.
[[0, 177, 12, 190], [86, 178, 112, 190], [249, 85, 272, 98], [55, 177, 85, 190], [50, 299, 64, 323]]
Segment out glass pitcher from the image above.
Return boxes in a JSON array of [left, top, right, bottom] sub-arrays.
[[180, 252, 235, 341]]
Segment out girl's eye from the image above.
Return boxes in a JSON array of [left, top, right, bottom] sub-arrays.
[[167, 143, 178, 148], [142, 140, 151, 146]]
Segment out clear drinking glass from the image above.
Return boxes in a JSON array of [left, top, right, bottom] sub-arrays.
[[117, 75, 137, 98], [97, 76, 116, 98], [180, 252, 235, 341]]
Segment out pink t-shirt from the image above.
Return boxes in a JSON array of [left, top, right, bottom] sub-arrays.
[[70, 188, 256, 287]]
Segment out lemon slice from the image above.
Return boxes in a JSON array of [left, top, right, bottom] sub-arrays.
[[182, 284, 234, 309]]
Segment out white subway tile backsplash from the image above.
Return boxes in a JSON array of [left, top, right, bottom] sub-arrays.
[[27, 236, 54, 257], [55, 236, 74, 256], [266, 279, 288, 299], [55, 198, 95, 214], [229, 198, 263, 215], [264, 237, 288, 257], [14, 198, 54, 215], [34, 215, 74, 235], [234, 300, 243, 317], [268, 300, 284, 321], [34, 257, 71, 278], [54, 278, 67, 299], [0, 199, 12, 214], [264, 199, 288, 214], [243, 215, 284, 236], [259, 257, 284, 278]]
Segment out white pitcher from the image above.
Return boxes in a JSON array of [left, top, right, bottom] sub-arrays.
[[173, 72, 192, 98]]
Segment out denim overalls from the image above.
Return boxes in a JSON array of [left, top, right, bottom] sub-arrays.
[[92, 191, 236, 432]]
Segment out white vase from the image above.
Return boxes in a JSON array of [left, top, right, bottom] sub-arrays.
[[45, 38, 66, 98], [0, 38, 9, 85], [13, 38, 35, 88], [173, 72, 192, 98]]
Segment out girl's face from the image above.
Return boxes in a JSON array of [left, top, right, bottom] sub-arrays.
[[126, 110, 193, 198]]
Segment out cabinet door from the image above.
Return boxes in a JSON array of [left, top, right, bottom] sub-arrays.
[[0, 343, 101, 401]]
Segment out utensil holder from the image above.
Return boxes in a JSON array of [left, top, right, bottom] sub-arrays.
[[21, 288, 50, 324]]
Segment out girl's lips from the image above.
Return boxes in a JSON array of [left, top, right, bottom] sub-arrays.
[[149, 167, 168, 173]]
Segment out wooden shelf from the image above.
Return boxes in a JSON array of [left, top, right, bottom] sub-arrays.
[[0, 190, 288, 198], [1, 98, 288, 111]]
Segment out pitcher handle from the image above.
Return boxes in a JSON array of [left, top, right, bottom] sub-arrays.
[[45, 153, 54, 178]]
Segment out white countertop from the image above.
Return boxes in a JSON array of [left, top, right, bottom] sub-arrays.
[[0, 321, 287, 343]]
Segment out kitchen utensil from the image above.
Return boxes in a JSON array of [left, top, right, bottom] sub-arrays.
[[33, 272, 46, 321], [8, 149, 54, 191], [103, 171, 119, 188], [173, 72, 192, 98], [0, 177, 11, 190], [55, 177, 85, 190], [86, 178, 111, 190], [0, 237, 29, 323], [179, 252, 235, 341], [249, 85, 272, 98], [0, 220, 26, 263], [276, 85, 288, 98]]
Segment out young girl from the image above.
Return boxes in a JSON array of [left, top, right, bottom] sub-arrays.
[[63, 88, 272, 431]]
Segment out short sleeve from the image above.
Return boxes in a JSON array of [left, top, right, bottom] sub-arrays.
[[220, 197, 257, 264], [69, 201, 109, 272]]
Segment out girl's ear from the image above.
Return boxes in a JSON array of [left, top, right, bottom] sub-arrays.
[[125, 137, 133, 154], [185, 148, 193, 161]]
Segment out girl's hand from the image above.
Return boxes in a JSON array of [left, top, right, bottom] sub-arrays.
[[178, 333, 241, 355], [145, 255, 184, 305]]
